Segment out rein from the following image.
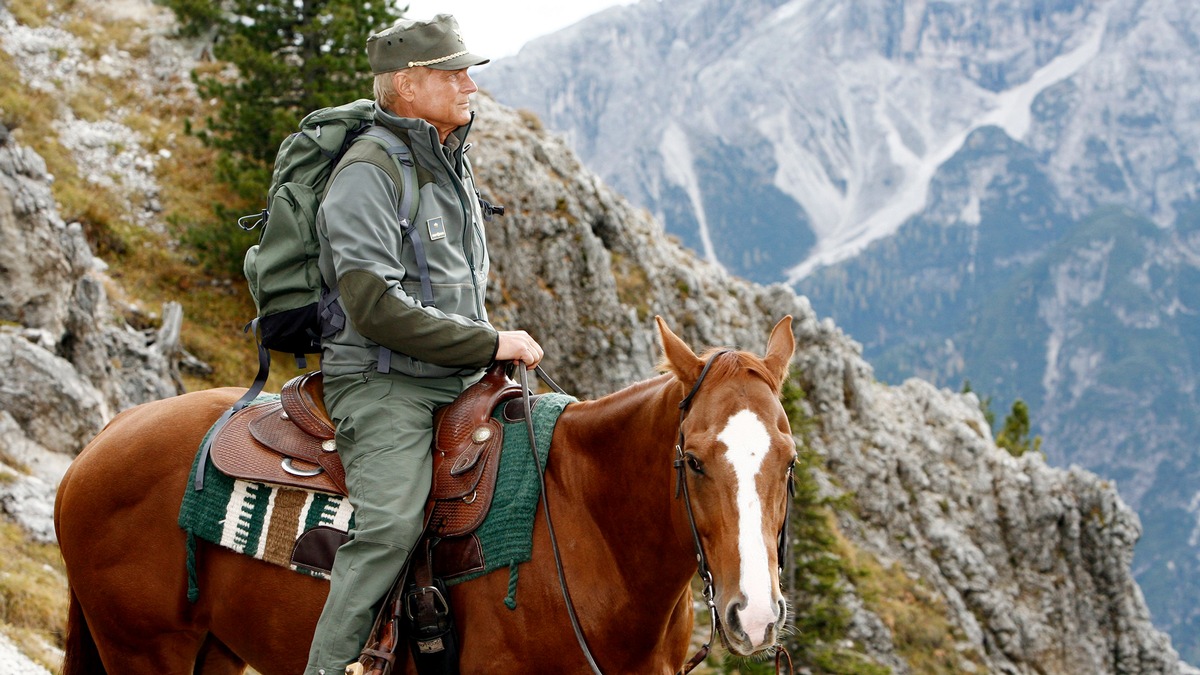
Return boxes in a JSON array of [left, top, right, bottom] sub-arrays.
[[518, 365, 605, 675]]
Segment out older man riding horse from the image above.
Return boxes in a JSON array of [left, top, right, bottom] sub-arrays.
[[55, 316, 798, 674]]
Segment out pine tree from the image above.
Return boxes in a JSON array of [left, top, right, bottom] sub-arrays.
[[996, 399, 1043, 458], [164, 0, 404, 272], [963, 382, 1043, 458]]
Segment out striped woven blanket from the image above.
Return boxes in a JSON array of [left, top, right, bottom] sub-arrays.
[[178, 392, 574, 603]]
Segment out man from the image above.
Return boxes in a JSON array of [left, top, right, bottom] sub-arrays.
[[305, 14, 543, 674]]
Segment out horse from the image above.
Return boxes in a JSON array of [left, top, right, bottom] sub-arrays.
[[54, 315, 798, 674]]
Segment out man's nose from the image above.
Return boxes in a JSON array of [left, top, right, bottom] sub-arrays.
[[463, 73, 478, 94]]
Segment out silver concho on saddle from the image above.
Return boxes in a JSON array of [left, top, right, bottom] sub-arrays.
[[206, 363, 528, 576]]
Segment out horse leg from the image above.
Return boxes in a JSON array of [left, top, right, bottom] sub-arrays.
[[65, 590, 234, 675], [82, 625, 207, 674]]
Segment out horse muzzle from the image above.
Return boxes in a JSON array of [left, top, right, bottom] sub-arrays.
[[721, 593, 787, 655]]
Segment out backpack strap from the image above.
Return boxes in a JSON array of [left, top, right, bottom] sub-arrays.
[[356, 127, 432, 309], [194, 318, 271, 491], [326, 125, 426, 375]]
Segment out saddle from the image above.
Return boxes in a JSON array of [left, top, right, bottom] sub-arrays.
[[208, 362, 526, 558]]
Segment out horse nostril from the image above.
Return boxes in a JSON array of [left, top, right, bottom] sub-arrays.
[[764, 600, 786, 639], [725, 600, 746, 637]]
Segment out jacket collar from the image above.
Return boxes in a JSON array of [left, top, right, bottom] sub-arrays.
[[373, 103, 473, 162]]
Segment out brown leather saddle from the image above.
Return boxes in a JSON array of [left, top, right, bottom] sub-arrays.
[[208, 362, 529, 576]]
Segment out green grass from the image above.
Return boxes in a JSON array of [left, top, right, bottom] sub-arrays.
[[0, 519, 66, 671]]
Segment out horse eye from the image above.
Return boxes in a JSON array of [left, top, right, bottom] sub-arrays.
[[686, 454, 704, 474]]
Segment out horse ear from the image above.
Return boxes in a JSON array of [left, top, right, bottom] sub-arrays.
[[656, 315, 703, 386], [763, 316, 796, 391]]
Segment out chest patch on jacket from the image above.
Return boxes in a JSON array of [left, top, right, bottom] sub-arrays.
[[427, 216, 447, 241]]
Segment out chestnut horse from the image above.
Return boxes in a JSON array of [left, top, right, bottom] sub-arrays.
[[55, 316, 797, 674]]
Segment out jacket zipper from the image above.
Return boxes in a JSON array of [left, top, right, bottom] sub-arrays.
[[434, 127, 486, 318]]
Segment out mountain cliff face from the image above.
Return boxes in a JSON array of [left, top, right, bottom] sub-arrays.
[[0, 133, 183, 543], [480, 0, 1197, 284], [1, 0, 1197, 671], [477, 0, 1200, 658]]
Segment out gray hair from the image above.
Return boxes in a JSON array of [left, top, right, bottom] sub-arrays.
[[373, 71, 399, 108], [374, 67, 430, 109]]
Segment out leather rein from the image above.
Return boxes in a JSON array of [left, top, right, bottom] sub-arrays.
[[521, 353, 794, 675]]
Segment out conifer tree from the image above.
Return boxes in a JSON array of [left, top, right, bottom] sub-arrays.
[[964, 383, 1043, 458], [164, 0, 404, 271], [996, 399, 1043, 458]]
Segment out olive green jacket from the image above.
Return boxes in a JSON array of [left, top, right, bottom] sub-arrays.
[[316, 104, 498, 378]]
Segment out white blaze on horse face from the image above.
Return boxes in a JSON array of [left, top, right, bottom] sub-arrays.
[[717, 408, 779, 648]]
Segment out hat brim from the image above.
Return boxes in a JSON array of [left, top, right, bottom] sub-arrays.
[[425, 51, 490, 70]]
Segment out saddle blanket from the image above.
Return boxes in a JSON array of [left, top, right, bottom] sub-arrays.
[[178, 392, 574, 600]]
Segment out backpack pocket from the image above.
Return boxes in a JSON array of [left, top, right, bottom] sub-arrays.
[[242, 181, 323, 354]]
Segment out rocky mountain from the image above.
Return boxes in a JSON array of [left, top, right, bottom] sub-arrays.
[[1, 0, 1198, 671], [480, 0, 1197, 285], [0, 129, 184, 542], [477, 0, 1200, 659]]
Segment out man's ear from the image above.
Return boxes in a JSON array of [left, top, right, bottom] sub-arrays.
[[394, 70, 416, 103]]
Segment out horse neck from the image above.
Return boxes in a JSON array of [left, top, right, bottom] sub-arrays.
[[555, 374, 696, 586]]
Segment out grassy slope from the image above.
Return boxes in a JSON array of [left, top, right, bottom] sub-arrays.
[[1, 0, 277, 394]]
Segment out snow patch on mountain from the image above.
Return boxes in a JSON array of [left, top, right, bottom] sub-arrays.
[[784, 7, 1110, 282], [660, 122, 724, 267]]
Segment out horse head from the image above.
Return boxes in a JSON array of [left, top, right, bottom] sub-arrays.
[[656, 315, 798, 657]]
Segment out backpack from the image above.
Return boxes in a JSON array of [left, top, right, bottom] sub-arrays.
[[196, 101, 419, 484], [241, 99, 418, 363]]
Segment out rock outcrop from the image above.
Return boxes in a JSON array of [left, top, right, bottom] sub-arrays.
[[467, 95, 1198, 673], [0, 134, 183, 541]]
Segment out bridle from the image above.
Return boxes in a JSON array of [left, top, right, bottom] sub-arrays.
[[672, 350, 795, 675], [521, 353, 794, 675]]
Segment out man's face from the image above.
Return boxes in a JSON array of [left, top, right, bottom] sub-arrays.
[[404, 67, 478, 138]]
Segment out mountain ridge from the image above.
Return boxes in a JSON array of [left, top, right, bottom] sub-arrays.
[[480, 0, 1198, 282], [478, 0, 1200, 657]]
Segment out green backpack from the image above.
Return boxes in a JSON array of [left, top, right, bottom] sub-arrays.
[[240, 98, 418, 363]]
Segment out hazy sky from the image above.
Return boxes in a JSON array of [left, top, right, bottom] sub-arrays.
[[401, 0, 637, 62]]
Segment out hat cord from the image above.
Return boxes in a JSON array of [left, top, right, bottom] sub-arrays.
[[408, 49, 469, 68]]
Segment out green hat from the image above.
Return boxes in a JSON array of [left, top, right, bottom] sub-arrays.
[[367, 14, 489, 74]]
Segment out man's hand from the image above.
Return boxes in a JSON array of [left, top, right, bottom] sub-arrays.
[[496, 330, 544, 369]]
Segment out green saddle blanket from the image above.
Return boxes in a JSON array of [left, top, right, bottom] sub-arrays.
[[178, 392, 575, 604]]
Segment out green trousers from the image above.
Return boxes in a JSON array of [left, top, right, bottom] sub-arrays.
[[304, 369, 477, 675]]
